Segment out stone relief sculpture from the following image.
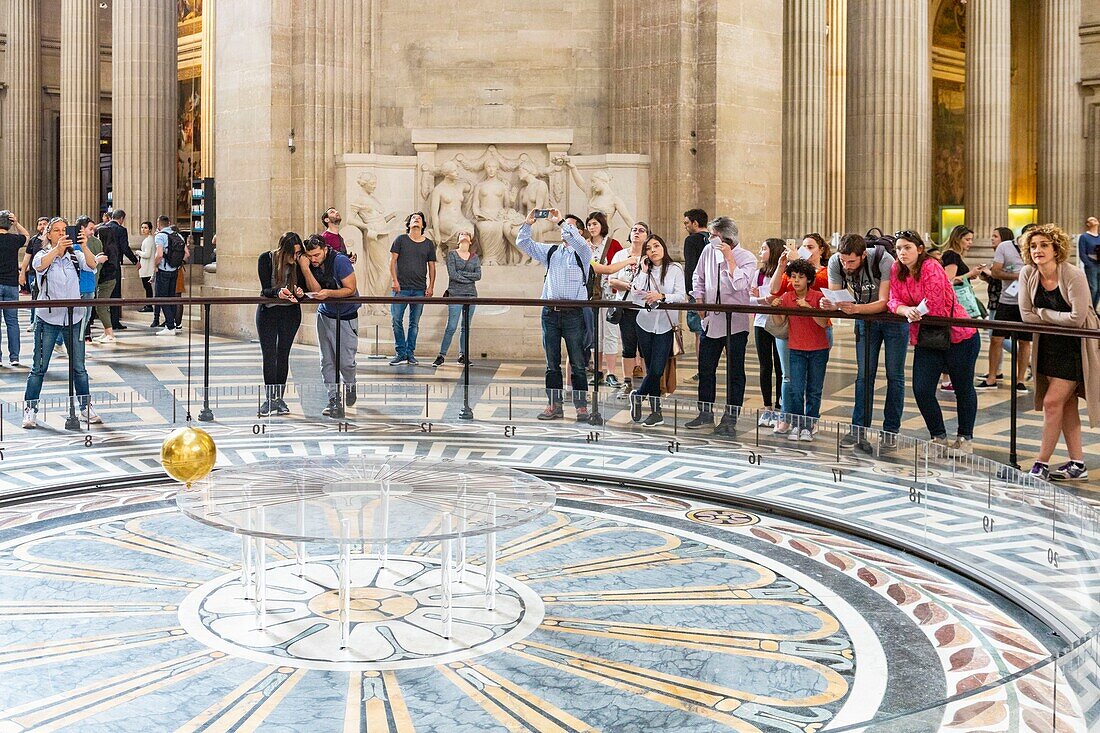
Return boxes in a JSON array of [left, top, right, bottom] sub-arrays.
[[347, 172, 397, 297], [560, 156, 635, 239], [424, 160, 475, 253], [470, 160, 512, 265]]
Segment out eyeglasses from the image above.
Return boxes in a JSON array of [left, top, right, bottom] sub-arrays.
[[894, 230, 921, 241]]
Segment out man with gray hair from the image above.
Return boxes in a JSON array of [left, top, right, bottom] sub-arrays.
[[686, 216, 757, 435]]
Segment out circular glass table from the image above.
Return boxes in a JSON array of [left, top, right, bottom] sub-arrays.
[[178, 456, 556, 646]]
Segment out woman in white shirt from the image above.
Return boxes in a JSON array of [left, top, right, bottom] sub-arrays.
[[628, 234, 686, 426], [137, 221, 157, 317]]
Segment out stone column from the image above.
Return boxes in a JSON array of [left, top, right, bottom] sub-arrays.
[[1, 0, 42, 222], [965, 0, 1011, 255], [824, 0, 846, 234], [1037, 0, 1084, 230], [781, 0, 827, 237], [199, 0, 215, 178], [111, 0, 176, 227], [845, 1, 931, 234], [61, 0, 101, 219]]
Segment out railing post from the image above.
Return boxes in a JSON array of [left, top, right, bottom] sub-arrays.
[[589, 302, 604, 426], [458, 302, 473, 420], [64, 307, 80, 431], [858, 319, 874, 451], [198, 303, 214, 421], [1009, 332, 1019, 469]]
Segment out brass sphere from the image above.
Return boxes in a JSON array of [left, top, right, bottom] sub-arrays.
[[160, 426, 217, 488]]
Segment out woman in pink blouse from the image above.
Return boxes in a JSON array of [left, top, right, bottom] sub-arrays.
[[887, 231, 980, 453]]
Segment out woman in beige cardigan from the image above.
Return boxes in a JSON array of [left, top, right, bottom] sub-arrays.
[[1019, 223, 1100, 482]]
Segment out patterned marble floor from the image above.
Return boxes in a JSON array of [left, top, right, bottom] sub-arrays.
[[0, 474, 1077, 732]]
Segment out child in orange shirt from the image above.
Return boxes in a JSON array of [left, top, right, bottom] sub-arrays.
[[773, 259, 832, 441]]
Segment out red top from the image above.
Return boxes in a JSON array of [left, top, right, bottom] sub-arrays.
[[780, 289, 831, 351], [887, 257, 977, 345], [320, 230, 346, 254], [775, 266, 830, 295], [597, 238, 623, 264]]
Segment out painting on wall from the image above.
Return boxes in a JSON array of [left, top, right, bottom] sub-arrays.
[[932, 78, 965, 214], [177, 77, 201, 224]]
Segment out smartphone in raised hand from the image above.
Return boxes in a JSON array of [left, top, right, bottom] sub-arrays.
[[533, 209, 551, 220]]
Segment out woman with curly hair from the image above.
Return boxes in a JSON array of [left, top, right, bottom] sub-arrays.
[[1019, 224, 1100, 482]]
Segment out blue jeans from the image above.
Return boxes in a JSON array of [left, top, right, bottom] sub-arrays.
[[541, 307, 588, 408], [852, 320, 909, 434], [1084, 259, 1100, 310], [0, 284, 20, 362], [786, 348, 830, 429], [635, 327, 674, 411], [79, 290, 95, 340], [390, 289, 425, 357], [155, 269, 179, 329], [24, 318, 90, 408], [775, 337, 791, 415], [439, 304, 476, 357], [911, 334, 980, 440]]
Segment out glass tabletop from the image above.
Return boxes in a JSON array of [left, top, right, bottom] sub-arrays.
[[176, 456, 556, 544]]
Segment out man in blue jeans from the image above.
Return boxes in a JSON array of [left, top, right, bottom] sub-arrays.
[[515, 208, 591, 421], [822, 233, 908, 449], [388, 212, 436, 365], [0, 211, 31, 366]]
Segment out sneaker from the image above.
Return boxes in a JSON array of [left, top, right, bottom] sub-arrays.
[[757, 410, 773, 428], [389, 354, 408, 366], [93, 334, 116, 344], [773, 421, 791, 435], [156, 327, 176, 336], [616, 383, 633, 401], [322, 399, 345, 419], [149, 321, 161, 329], [840, 432, 859, 448], [690, 373, 700, 383], [1050, 461, 1088, 482], [714, 417, 737, 437], [642, 412, 664, 427], [939, 382, 954, 392], [258, 400, 275, 418], [432, 355, 445, 368], [21, 407, 37, 429], [81, 406, 102, 424], [975, 380, 999, 390], [275, 399, 291, 415], [787, 429, 802, 442], [799, 428, 814, 442], [115, 324, 128, 331], [629, 392, 642, 423], [951, 437, 973, 455], [407, 355, 419, 366], [879, 432, 899, 450], [1025, 367, 1032, 381], [632, 366, 644, 380], [140, 305, 154, 313], [10, 359, 20, 367], [931, 436, 951, 450], [537, 403, 563, 421], [605, 374, 621, 389], [1028, 462, 1050, 481], [458, 354, 468, 365], [685, 413, 714, 429], [1015, 382, 1028, 394], [345, 385, 357, 406], [575, 406, 589, 421]]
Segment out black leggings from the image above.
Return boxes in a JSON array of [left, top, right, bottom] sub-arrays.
[[754, 325, 783, 408], [141, 276, 154, 299], [256, 305, 302, 399]]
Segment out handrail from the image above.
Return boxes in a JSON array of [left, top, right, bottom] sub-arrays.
[[2, 293, 1099, 339]]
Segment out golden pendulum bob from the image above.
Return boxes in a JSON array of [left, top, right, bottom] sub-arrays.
[[161, 426, 217, 488]]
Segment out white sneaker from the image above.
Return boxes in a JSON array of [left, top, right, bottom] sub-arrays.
[[156, 327, 176, 336], [951, 437, 973, 456], [22, 408, 37, 429], [799, 428, 814, 442], [93, 334, 116, 343], [81, 406, 103, 424], [787, 429, 802, 442]]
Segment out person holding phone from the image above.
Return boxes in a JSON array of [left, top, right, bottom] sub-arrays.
[[256, 232, 305, 417], [70, 216, 108, 344], [0, 211, 30, 366], [299, 234, 359, 418], [22, 217, 101, 428]]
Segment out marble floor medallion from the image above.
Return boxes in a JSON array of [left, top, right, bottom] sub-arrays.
[[178, 556, 545, 671]]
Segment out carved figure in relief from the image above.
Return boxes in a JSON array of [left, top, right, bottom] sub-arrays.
[[347, 172, 397, 297], [471, 160, 511, 265], [515, 160, 558, 247], [427, 160, 474, 254], [561, 157, 635, 242]]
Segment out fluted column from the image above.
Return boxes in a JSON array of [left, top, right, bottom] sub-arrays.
[[781, 0, 827, 237], [966, 0, 1011, 256], [845, 1, 930, 234], [824, 0, 846, 235], [1038, 0, 1084, 230], [61, 0, 101, 219], [1, 0, 42, 222], [199, 0, 215, 177], [112, 0, 176, 226]]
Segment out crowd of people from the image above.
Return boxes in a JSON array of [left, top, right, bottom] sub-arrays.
[[3, 199, 1098, 484]]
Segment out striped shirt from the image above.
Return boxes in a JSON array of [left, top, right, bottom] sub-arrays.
[[515, 222, 590, 301]]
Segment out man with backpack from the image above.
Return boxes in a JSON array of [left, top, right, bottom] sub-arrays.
[[516, 208, 593, 421], [821, 232, 907, 449], [152, 215, 187, 335]]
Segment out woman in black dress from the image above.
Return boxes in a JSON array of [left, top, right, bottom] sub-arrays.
[[1019, 224, 1100, 482]]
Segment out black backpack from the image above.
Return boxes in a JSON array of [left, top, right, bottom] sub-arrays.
[[864, 228, 898, 258], [164, 231, 186, 269], [547, 244, 600, 300]]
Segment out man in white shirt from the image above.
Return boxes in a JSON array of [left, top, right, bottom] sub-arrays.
[[686, 216, 757, 435]]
